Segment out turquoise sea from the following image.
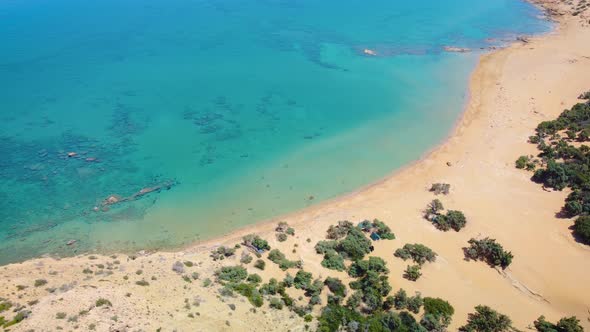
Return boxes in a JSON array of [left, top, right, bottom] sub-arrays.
[[0, 0, 550, 264]]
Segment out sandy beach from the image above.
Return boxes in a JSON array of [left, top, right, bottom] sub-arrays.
[[1, 1, 589, 331]]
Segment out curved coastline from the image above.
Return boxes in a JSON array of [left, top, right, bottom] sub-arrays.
[[168, 14, 556, 254], [1, 0, 589, 330]]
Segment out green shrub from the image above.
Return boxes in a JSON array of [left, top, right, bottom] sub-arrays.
[[294, 270, 313, 290], [393, 289, 408, 310], [269, 297, 284, 310], [317, 304, 364, 331], [281, 291, 294, 307], [267, 249, 301, 270], [465, 238, 513, 269], [95, 298, 112, 307], [276, 221, 290, 232], [315, 240, 338, 254], [233, 283, 263, 307], [260, 278, 284, 295], [345, 291, 362, 309], [337, 227, 372, 261], [317, 227, 372, 261], [348, 257, 388, 278], [394, 243, 437, 265], [421, 313, 449, 331], [516, 155, 529, 169], [34, 279, 47, 287], [216, 266, 248, 284], [573, 216, 590, 244], [254, 259, 266, 270], [305, 279, 324, 298], [276, 233, 288, 242], [135, 280, 149, 286], [317, 304, 425, 332], [426, 199, 444, 216], [2, 311, 27, 328], [324, 277, 346, 297], [240, 254, 253, 264], [534, 315, 584, 332], [210, 246, 236, 261], [407, 293, 423, 314], [0, 301, 12, 313], [348, 270, 392, 313], [242, 234, 270, 251], [247, 274, 262, 284], [430, 183, 450, 195], [433, 210, 467, 232], [423, 297, 454, 318], [403, 265, 422, 281], [360, 219, 395, 240], [217, 285, 232, 297], [309, 294, 322, 306], [326, 221, 354, 239], [283, 273, 294, 287], [321, 250, 345, 271], [459, 305, 512, 332]]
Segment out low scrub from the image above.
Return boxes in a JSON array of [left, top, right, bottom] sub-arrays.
[[394, 243, 437, 265], [465, 238, 513, 269], [267, 249, 302, 270]]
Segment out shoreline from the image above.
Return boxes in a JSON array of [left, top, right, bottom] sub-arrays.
[[149, 11, 557, 257], [0, 2, 553, 266], [1, 1, 589, 331]]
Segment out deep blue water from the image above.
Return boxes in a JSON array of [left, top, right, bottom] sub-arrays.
[[0, 0, 550, 264]]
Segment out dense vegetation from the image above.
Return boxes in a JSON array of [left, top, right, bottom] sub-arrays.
[[211, 224, 579, 332], [309, 221, 460, 331], [422, 297, 455, 329], [464, 238, 513, 269], [459, 305, 513, 332], [517, 93, 590, 244], [394, 243, 437, 265], [573, 215, 590, 244], [315, 219, 396, 272], [534, 315, 584, 332]]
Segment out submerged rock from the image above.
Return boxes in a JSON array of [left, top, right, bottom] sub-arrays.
[[443, 46, 471, 53]]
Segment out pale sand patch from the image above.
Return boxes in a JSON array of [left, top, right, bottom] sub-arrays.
[[1, 1, 590, 331]]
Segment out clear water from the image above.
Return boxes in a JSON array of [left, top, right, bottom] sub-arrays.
[[0, 0, 549, 264]]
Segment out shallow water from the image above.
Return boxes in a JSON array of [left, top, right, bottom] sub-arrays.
[[0, 0, 550, 264]]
